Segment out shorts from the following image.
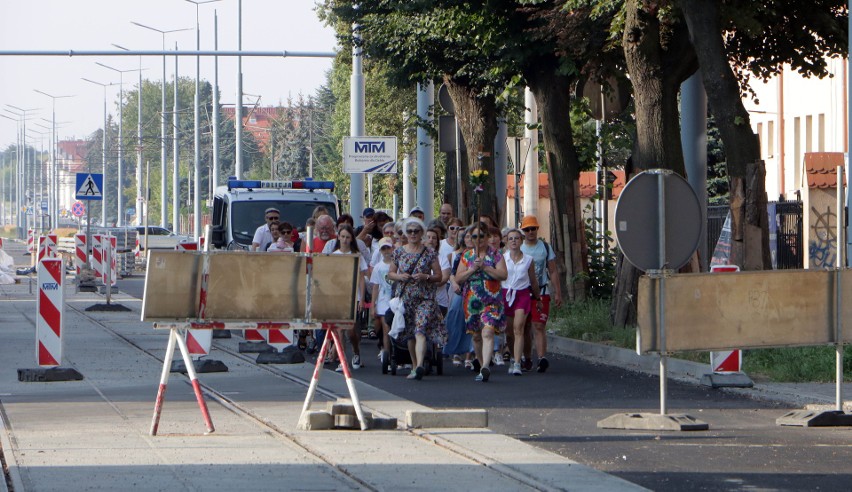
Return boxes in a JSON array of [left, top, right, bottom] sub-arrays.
[[502, 287, 532, 315], [529, 294, 551, 324]]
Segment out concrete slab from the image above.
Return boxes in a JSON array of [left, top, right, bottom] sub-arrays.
[[405, 409, 488, 428]]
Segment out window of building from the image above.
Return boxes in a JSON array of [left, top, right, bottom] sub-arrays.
[[768, 120, 775, 157]]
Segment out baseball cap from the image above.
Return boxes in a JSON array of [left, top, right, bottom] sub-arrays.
[[378, 237, 394, 249], [264, 207, 280, 215], [520, 215, 540, 230], [362, 207, 376, 218], [409, 206, 424, 215]]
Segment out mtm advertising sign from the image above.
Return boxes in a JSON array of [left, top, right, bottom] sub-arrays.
[[343, 136, 398, 173]]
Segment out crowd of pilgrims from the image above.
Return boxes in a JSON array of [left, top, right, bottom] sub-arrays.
[[252, 203, 562, 383]]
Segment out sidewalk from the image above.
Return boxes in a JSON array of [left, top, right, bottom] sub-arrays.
[[0, 275, 643, 492]]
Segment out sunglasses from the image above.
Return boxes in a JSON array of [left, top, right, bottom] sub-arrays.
[[448, 226, 460, 231], [507, 236, 522, 241], [406, 229, 422, 235], [470, 234, 484, 239], [280, 229, 292, 234], [522, 227, 538, 232], [266, 216, 280, 221]]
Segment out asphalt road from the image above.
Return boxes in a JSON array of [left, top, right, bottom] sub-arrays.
[[113, 272, 852, 491]]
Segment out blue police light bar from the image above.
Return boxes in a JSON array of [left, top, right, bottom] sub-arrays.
[[227, 179, 335, 192]]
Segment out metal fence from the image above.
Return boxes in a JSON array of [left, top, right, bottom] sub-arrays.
[[705, 200, 803, 270]]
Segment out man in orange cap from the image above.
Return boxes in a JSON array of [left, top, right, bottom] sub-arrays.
[[519, 214, 562, 373]]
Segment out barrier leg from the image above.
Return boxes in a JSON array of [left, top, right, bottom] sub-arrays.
[[300, 327, 332, 419], [150, 330, 178, 436], [329, 328, 368, 431], [175, 329, 215, 434]]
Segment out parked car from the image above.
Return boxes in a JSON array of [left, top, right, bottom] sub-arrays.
[[134, 226, 191, 252]]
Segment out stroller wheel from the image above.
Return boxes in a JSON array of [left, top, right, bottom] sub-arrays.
[[381, 350, 389, 375]]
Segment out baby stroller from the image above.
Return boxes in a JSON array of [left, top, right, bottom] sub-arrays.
[[381, 334, 443, 376]]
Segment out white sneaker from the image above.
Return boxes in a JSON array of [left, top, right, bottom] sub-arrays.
[[512, 362, 522, 376], [352, 354, 361, 369], [493, 353, 504, 366], [508, 360, 515, 375], [335, 363, 344, 373]]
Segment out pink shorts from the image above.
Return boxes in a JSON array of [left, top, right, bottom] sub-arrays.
[[502, 288, 532, 315]]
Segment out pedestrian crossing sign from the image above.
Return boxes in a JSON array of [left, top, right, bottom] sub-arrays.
[[75, 173, 103, 201]]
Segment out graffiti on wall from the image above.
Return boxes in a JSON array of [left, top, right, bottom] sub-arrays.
[[809, 205, 837, 268]]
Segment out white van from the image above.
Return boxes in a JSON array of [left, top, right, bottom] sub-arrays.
[[210, 178, 339, 250]]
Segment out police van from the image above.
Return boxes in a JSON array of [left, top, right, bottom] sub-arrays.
[[210, 178, 339, 250]]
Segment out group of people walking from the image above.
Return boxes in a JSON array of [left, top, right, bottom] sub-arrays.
[[251, 203, 562, 383]]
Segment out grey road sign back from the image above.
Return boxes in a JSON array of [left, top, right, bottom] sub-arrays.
[[614, 170, 701, 271]]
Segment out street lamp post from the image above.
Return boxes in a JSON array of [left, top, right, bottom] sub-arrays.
[[34, 90, 73, 230], [130, 22, 192, 229], [97, 62, 143, 227], [5, 106, 38, 237], [82, 78, 119, 226], [186, 0, 221, 240], [0, 114, 21, 233], [112, 44, 148, 227]]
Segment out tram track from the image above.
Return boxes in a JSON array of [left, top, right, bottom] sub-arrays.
[[66, 303, 556, 492]]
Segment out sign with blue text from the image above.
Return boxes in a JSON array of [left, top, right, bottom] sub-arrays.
[[342, 136, 398, 173], [75, 173, 103, 201]]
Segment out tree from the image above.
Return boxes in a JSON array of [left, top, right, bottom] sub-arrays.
[[678, 0, 847, 270]]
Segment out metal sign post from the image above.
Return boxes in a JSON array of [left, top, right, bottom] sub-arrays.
[[598, 169, 708, 431]]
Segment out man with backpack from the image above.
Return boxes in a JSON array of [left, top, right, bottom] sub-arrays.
[[519, 214, 562, 373]]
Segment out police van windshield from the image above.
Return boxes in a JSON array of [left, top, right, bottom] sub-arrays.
[[231, 201, 337, 245]]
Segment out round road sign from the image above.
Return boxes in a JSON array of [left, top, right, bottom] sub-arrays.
[[72, 201, 86, 217], [614, 170, 701, 271]]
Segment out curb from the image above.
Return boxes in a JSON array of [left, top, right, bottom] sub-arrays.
[[546, 334, 844, 409]]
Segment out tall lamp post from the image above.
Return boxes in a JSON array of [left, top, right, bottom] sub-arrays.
[[82, 78, 119, 226], [96, 62, 142, 227], [0, 113, 22, 234], [130, 22, 192, 229], [4, 106, 38, 237], [34, 90, 73, 230], [186, 0, 221, 240]]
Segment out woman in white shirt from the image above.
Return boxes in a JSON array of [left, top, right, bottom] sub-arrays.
[[331, 224, 369, 372], [501, 228, 541, 376]]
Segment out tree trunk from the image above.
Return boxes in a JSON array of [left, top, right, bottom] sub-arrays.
[[443, 75, 499, 224], [679, 0, 771, 270], [526, 66, 588, 303], [611, 0, 698, 327]]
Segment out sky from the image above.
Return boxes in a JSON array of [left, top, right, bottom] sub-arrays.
[[0, 0, 339, 148]]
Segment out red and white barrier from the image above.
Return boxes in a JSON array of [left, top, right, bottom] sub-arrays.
[[74, 234, 87, 275], [92, 234, 103, 281], [106, 235, 117, 286], [175, 237, 205, 251], [37, 258, 64, 366], [709, 265, 743, 374], [27, 228, 34, 253], [266, 327, 295, 352], [38, 234, 58, 262], [0, 237, 4, 249]]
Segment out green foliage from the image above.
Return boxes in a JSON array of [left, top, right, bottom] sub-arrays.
[[744, 346, 852, 383], [576, 200, 616, 299], [549, 298, 634, 347], [706, 113, 729, 205]]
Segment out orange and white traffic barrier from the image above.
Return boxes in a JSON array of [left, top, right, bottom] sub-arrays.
[[175, 237, 204, 251], [106, 235, 117, 285], [92, 234, 103, 281], [74, 234, 87, 275], [709, 265, 745, 375], [37, 258, 64, 366], [37, 234, 58, 262]]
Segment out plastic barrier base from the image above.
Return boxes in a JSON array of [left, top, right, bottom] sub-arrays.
[[170, 358, 229, 374], [85, 303, 132, 312], [256, 346, 305, 364], [597, 412, 709, 431], [211, 330, 232, 339], [700, 372, 754, 388], [238, 341, 274, 353], [17, 367, 85, 382], [776, 410, 852, 427]]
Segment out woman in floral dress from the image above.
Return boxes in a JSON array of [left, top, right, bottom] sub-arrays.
[[387, 217, 444, 380], [455, 222, 508, 382]]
